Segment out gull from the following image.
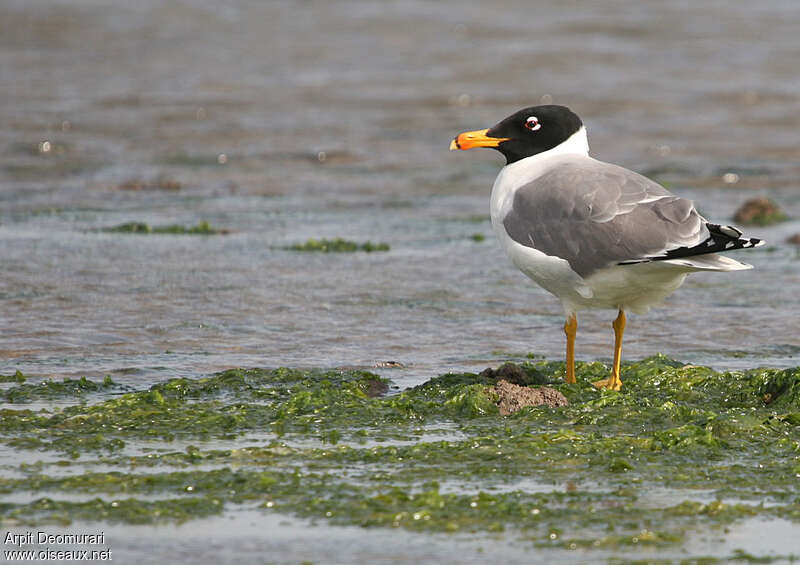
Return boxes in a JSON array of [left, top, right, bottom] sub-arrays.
[[450, 105, 763, 390]]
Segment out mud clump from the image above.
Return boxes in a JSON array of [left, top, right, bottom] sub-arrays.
[[493, 379, 568, 415], [479, 362, 548, 386], [732, 197, 787, 226], [365, 379, 389, 397]]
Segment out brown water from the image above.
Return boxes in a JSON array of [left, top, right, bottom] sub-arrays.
[[1, 0, 800, 561]]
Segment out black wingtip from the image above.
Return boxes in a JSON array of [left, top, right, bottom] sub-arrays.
[[618, 223, 764, 266]]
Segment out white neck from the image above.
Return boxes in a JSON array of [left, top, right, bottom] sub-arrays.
[[525, 126, 589, 162], [494, 127, 590, 192], [555, 126, 589, 156]]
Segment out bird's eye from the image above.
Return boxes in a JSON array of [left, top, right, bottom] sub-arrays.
[[524, 116, 541, 131]]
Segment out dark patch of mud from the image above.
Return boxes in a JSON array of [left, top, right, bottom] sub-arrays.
[[479, 362, 550, 386]]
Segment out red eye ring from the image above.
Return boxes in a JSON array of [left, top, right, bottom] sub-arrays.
[[525, 116, 541, 131]]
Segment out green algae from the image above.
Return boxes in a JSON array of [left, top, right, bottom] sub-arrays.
[[0, 496, 223, 526], [104, 221, 228, 235], [0, 370, 26, 383], [741, 208, 788, 226], [4, 375, 115, 403], [0, 368, 393, 453], [287, 238, 390, 252], [2, 356, 800, 560]]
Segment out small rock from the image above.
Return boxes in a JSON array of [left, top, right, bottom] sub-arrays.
[[786, 233, 800, 246], [494, 379, 568, 415], [732, 197, 787, 226]]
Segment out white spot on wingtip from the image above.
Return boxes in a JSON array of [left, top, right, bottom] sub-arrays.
[[720, 225, 742, 237]]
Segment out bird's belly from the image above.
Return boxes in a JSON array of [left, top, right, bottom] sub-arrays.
[[492, 218, 689, 314], [582, 263, 689, 314], [492, 221, 593, 307]]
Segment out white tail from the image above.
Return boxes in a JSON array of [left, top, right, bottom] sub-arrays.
[[662, 253, 753, 271]]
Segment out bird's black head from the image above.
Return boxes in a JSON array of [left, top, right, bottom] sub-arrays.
[[451, 105, 583, 164]]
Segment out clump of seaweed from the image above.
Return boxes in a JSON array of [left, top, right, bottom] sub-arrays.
[[4, 374, 115, 403], [287, 238, 389, 252], [0, 370, 26, 383], [103, 221, 229, 235]]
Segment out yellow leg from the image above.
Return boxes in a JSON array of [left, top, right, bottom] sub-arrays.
[[564, 313, 577, 384], [593, 309, 625, 391]]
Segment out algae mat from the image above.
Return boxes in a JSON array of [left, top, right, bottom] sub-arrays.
[[2, 355, 800, 564]]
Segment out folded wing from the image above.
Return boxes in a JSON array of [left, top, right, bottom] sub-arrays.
[[502, 158, 760, 278]]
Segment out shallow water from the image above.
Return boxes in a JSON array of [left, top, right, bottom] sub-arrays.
[[5, 512, 798, 565], [2, 0, 800, 562]]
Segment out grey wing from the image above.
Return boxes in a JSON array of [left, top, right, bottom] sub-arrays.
[[502, 159, 708, 278]]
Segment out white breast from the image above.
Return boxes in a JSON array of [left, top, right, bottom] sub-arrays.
[[489, 128, 595, 312]]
